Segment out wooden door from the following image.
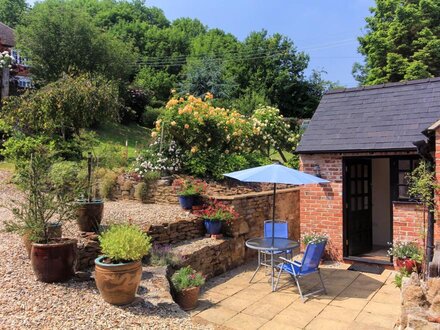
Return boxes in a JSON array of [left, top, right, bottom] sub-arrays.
[[345, 159, 372, 256]]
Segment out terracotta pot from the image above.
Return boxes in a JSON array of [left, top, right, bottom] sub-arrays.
[[31, 238, 77, 283], [394, 258, 421, 273], [94, 256, 142, 305], [174, 286, 200, 311], [76, 200, 104, 232], [23, 223, 63, 258]]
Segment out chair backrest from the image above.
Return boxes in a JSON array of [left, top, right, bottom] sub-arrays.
[[264, 220, 288, 239], [299, 240, 327, 274]]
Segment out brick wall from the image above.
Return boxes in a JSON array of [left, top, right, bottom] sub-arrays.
[[299, 154, 343, 260], [393, 202, 426, 244], [436, 128, 440, 242]]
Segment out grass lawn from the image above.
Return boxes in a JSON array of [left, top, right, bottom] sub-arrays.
[[91, 122, 151, 159]]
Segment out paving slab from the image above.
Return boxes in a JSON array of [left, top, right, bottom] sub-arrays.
[[222, 312, 267, 330]]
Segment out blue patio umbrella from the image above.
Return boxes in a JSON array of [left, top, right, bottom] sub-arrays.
[[224, 163, 329, 245]]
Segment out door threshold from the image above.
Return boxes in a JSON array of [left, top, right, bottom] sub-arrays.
[[344, 256, 392, 266]]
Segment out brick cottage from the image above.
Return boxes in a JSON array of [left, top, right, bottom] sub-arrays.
[[297, 78, 440, 264]]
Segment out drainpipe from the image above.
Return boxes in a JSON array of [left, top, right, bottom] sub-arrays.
[[413, 140, 435, 263]]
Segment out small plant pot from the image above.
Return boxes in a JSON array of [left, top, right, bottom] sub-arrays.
[[174, 286, 200, 311], [23, 223, 63, 258], [394, 258, 421, 273], [76, 200, 104, 232], [94, 256, 142, 305], [178, 195, 194, 210], [31, 238, 77, 283], [204, 219, 222, 235]]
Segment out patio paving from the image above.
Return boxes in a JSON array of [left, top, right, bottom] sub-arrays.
[[191, 262, 400, 329]]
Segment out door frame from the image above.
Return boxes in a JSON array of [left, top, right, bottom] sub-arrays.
[[343, 156, 395, 261]]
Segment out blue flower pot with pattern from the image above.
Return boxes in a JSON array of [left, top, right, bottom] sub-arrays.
[[204, 219, 222, 235], [178, 195, 194, 210]]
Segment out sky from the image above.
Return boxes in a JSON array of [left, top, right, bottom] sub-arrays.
[[27, 0, 375, 87]]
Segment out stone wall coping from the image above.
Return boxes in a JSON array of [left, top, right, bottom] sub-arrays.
[[208, 187, 300, 200]]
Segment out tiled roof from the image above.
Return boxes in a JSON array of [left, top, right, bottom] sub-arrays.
[[296, 78, 440, 154], [0, 22, 15, 47]]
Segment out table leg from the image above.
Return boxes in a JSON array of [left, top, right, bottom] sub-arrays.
[[271, 251, 274, 291], [249, 250, 261, 283]]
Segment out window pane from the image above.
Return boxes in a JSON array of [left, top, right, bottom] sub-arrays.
[[399, 172, 408, 185], [399, 160, 410, 171], [363, 165, 368, 178], [364, 180, 369, 193], [351, 181, 356, 194], [357, 197, 363, 210], [351, 197, 356, 211], [364, 196, 369, 209], [357, 181, 362, 194], [357, 164, 362, 178], [350, 165, 356, 178], [399, 186, 409, 199]]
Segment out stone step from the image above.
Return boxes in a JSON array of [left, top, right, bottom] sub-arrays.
[[170, 237, 246, 280]]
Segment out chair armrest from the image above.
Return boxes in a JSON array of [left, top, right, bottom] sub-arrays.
[[279, 257, 301, 266]]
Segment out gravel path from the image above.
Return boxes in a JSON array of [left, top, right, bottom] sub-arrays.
[[0, 170, 209, 329]]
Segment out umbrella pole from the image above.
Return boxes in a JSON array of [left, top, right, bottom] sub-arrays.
[[272, 183, 276, 246]]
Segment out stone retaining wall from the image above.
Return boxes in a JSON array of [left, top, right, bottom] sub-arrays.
[[76, 232, 101, 270], [398, 273, 440, 328]]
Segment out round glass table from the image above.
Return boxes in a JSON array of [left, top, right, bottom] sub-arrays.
[[245, 238, 299, 291]]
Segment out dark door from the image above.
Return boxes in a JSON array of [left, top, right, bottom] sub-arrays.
[[345, 159, 372, 256]]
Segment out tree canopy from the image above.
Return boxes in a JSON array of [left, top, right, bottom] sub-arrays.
[[355, 0, 440, 85], [14, 0, 334, 119], [0, 0, 27, 28]]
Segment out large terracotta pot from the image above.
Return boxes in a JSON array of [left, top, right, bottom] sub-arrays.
[[394, 258, 421, 273], [174, 286, 200, 311], [23, 223, 63, 258], [94, 256, 142, 305], [76, 200, 104, 232], [31, 238, 77, 283]]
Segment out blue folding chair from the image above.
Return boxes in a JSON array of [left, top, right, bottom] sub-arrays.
[[275, 240, 327, 302], [262, 220, 293, 261]]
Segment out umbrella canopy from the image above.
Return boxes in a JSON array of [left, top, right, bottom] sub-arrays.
[[224, 163, 329, 246], [224, 163, 329, 185]]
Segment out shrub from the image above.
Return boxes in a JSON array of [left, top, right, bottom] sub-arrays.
[[134, 182, 148, 201], [388, 241, 422, 262], [49, 161, 82, 195], [94, 143, 128, 169], [149, 244, 182, 267], [171, 266, 205, 292], [142, 107, 162, 128], [301, 232, 328, 246], [172, 177, 206, 196], [97, 169, 119, 200], [99, 224, 151, 262]]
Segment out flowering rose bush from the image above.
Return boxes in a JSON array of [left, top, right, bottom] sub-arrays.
[[0, 51, 13, 69], [138, 94, 300, 178]]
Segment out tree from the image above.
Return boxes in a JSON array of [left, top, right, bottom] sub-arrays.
[[16, 0, 136, 85], [0, 0, 27, 28], [355, 0, 440, 85]]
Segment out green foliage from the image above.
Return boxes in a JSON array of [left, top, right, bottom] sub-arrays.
[[2, 134, 55, 164], [134, 182, 148, 201], [408, 160, 439, 212], [231, 89, 270, 116], [94, 143, 128, 169], [4, 150, 78, 243], [1, 73, 120, 138], [16, 0, 136, 85], [356, 0, 440, 85], [149, 244, 182, 267], [142, 107, 162, 128], [99, 224, 152, 262], [49, 161, 82, 194], [388, 241, 423, 261], [172, 178, 206, 197], [171, 266, 205, 292], [394, 268, 410, 288], [302, 232, 329, 246], [0, 0, 27, 28], [95, 168, 119, 200]]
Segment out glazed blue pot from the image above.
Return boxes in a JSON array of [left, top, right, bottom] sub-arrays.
[[178, 195, 194, 210], [204, 219, 222, 235]]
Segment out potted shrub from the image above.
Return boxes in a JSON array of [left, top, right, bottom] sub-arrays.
[[388, 241, 422, 273], [172, 177, 206, 210], [76, 152, 104, 232], [94, 224, 151, 305], [199, 200, 238, 236], [5, 153, 78, 282], [171, 266, 205, 311]]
